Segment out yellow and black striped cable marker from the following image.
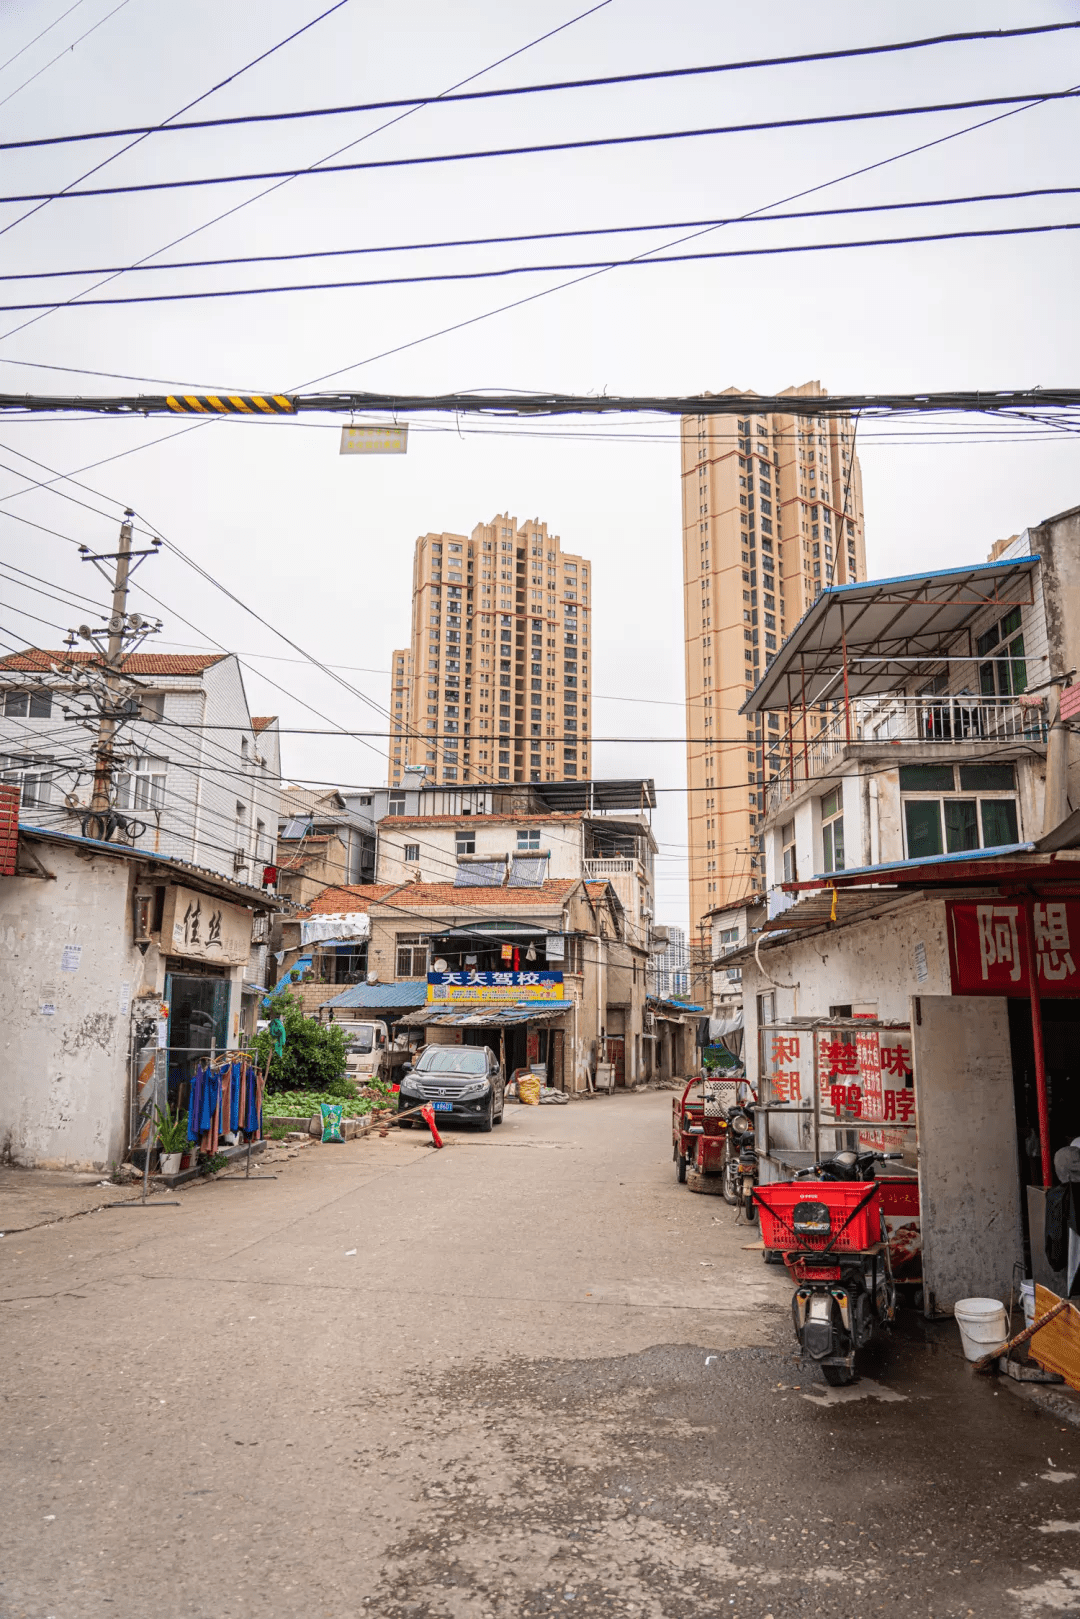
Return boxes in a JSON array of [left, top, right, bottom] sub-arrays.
[[165, 393, 295, 415]]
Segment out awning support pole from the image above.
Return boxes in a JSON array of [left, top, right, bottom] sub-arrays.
[[1023, 899, 1053, 1188], [839, 603, 852, 743], [787, 694, 795, 791], [799, 658, 810, 782]]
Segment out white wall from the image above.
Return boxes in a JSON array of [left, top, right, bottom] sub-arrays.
[[0, 844, 138, 1169], [741, 895, 952, 1091], [377, 817, 586, 885]]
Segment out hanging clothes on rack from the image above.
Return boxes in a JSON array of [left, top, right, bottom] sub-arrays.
[[201, 1063, 222, 1153], [229, 1060, 242, 1134], [187, 1061, 207, 1143]]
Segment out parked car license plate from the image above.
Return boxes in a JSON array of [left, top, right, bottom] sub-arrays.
[[431, 1101, 454, 1111]]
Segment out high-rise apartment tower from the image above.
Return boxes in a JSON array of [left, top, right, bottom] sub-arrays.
[[389, 515, 592, 787], [680, 382, 866, 955]]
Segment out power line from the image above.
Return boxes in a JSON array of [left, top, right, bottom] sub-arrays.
[[7, 21, 1075, 152], [0, 0, 90, 78], [298, 79, 1079, 394], [3, 385, 1079, 419], [1, 69, 1066, 394], [4, 217, 1076, 312], [3, 89, 1078, 209], [0, 0, 613, 355], [7, 185, 1076, 284], [0, 0, 130, 117]]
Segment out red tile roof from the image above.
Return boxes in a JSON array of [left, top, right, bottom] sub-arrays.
[[0, 648, 227, 675], [251, 716, 277, 733], [299, 884, 405, 917]]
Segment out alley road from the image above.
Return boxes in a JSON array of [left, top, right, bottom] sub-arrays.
[[3, 1092, 1080, 1619]]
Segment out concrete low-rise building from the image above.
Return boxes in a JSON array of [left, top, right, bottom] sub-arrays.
[[283, 872, 649, 1090], [0, 801, 279, 1170], [0, 650, 281, 887]]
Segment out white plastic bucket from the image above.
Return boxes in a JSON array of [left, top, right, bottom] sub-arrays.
[[954, 1297, 1009, 1361]]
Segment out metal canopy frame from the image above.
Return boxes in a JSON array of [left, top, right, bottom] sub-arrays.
[[741, 554, 1039, 717]]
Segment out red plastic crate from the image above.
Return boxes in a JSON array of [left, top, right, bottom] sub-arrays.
[[754, 1179, 884, 1254]]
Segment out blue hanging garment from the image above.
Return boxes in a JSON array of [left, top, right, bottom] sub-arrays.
[[230, 1060, 242, 1132], [243, 1063, 260, 1133], [199, 1063, 220, 1134], [187, 1062, 205, 1143]]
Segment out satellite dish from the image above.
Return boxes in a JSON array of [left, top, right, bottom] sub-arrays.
[[433, 957, 448, 972]]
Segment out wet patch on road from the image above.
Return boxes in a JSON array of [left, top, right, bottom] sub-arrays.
[[364, 1330, 1080, 1618]]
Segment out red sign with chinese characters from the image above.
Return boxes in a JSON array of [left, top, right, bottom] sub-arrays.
[[947, 900, 1080, 997]]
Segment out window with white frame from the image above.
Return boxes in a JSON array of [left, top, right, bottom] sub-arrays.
[[456, 830, 476, 856], [396, 933, 429, 976], [0, 752, 53, 806], [116, 756, 166, 812], [404, 842, 420, 862], [977, 606, 1027, 698], [2, 689, 52, 718], [900, 763, 1019, 858], [821, 786, 844, 874], [516, 828, 541, 850], [781, 820, 798, 883]]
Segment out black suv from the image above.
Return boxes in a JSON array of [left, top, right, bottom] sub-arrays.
[[398, 1044, 505, 1131]]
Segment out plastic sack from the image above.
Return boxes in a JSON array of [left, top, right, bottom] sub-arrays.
[[320, 1102, 345, 1143], [518, 1074, 541, 1107]]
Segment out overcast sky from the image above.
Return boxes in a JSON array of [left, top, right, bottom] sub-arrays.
[[0, 0, 1077, 930]]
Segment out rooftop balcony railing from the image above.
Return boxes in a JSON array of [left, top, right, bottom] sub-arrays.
[[764, 692, 1047, 816], [583, 857, 638, 876]]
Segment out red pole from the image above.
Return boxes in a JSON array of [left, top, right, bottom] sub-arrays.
[[787, 693, 795, 790], [840, 603, 852, 743], [1023, 899, 1053, 1188]]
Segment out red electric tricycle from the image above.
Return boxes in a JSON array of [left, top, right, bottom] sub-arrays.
[[754, 1149, 910, 1385], [672, 1076, 738, 1190]]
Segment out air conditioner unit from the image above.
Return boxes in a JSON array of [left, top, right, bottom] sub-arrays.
[[233, 848, 249, 872]]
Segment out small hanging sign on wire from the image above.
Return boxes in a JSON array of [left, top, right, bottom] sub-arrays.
[[339, 424, 408, 455]]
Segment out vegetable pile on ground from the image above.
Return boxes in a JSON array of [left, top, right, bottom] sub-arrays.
[[263, 1084, 394, 1120]]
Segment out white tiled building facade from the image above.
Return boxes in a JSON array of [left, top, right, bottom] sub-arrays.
[[0, 650, 281, 885]]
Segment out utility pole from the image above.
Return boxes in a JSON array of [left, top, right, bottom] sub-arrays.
[[89, 510, 135, 816], [64, 510, 163, 840]]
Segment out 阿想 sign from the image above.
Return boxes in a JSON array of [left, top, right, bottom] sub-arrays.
[[947, 899, 1080, 996]]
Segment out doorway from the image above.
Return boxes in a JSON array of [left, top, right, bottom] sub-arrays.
[[165, 971, 230, 1101]]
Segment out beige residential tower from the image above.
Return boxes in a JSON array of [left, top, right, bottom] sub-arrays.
[[389, 515, 591, 787], [680, 383, 866, 965]]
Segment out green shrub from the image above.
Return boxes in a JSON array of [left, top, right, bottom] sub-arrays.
[[254, 990, 350, 1094]]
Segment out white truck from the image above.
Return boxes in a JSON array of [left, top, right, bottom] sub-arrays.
[[338, 1019, 415, 1088]]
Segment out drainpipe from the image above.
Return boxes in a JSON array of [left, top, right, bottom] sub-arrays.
[[869, 777, 880, 867], [1042, 683, 1069, 837]]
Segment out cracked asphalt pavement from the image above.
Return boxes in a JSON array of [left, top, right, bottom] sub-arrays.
[[2, 1091, 1079, 1617]]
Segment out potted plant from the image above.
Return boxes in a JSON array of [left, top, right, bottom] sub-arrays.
[[155, 1104, 189, 1176]]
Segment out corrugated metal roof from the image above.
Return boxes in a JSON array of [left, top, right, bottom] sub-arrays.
[[19, 824, 283, 907], [400, 1001, 569, 1027], [741, 554, 1040, 714], [324, 980, 429, 1010]]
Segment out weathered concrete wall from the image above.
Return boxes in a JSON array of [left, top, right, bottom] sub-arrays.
[[911, 994, 1022, 1312], [741, 895, 952, 1089], [0, 846, 141, 1169]]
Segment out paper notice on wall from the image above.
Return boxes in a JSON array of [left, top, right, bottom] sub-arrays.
[[914, 941, 928, 983], [157, 1019, 169, 1050], [40, 985, 57, 1016], [60, 944, 82, 973], [118, 982, 131, 1017]]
